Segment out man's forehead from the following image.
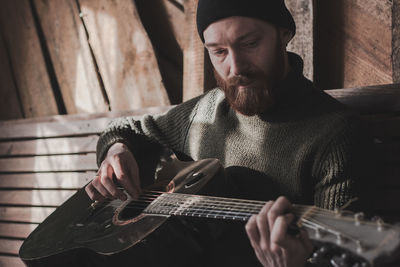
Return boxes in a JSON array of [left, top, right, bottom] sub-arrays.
[[204, 16, 271, 46]]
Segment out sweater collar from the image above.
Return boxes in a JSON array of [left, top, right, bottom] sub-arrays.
[[272, 52, 311, 106]]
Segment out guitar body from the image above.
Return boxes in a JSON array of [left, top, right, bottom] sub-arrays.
[[19, 158, 225, 267]]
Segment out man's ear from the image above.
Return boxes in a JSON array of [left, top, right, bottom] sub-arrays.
[[280, 28, 293, 47]]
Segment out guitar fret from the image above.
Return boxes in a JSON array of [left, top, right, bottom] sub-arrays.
[[143, 193, 259, 221]]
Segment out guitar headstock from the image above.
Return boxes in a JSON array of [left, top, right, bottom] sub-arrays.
[[294, 205, 400, 266]]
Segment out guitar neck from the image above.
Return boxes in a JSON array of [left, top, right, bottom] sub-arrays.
[[143, 192, 311, 222]]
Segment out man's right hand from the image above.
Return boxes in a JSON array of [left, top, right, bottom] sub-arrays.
[[85, 142, 141, 201]]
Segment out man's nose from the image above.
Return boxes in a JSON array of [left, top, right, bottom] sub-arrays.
[[229, 51, 248, 77]]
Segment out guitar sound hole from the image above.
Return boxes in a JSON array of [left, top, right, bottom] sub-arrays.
[[118, 200, 147, 221]]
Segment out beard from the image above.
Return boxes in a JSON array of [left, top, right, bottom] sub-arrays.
[[214, 36, 286, 116]]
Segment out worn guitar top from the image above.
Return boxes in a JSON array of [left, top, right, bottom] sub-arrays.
[[96, 53, 374, 211]]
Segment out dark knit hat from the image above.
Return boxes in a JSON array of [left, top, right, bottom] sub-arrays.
[[196, 0, 296, 43]]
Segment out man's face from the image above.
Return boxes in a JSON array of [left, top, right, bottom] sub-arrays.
[[203, 16, 290, 116]]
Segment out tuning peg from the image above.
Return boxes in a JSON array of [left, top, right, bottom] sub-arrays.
[[377, 218, 384, 232], [336, 233, 343, 245], [315, 227, 321, 239], [355, 240, 364, 253], [354, 212, 364, 226], [310, 246, 328, 264], [372, 216, 385, 231], [352, 263, 368, 267], [331, 254, 350, 267], [334, 208, 342, 217]]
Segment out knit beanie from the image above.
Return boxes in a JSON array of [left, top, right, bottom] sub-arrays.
[[196, 0, 296, 42]]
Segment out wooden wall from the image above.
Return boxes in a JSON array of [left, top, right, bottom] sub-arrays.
[[315, 0, 394, 89], [0, 0, 398, 121]]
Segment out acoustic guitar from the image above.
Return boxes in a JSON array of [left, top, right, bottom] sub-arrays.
[[19, 157, 400, 267]]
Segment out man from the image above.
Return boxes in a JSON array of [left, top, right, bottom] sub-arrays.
[[86, 0, 373, 266]]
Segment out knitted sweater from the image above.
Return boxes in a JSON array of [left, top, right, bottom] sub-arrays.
[[96, 54, 372, 211]]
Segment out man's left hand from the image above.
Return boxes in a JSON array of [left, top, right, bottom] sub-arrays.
[[245, 196, 313, 267]]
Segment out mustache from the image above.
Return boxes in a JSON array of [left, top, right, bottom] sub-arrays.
[[226, 71, 266, 87]]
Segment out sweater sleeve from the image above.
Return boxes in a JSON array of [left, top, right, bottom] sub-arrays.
[[95, 95, 202, 180], [312, 115, 375, 212]]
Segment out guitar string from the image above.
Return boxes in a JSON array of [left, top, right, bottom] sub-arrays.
[[88, 194, 383, 242], [91, 190, 337, 217], [135, 198, 382, 228], [94, 192, 338, 220], [90, 191, 380, 227]]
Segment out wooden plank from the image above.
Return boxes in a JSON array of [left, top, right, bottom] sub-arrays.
[[79, 0, 170, 111], [286, 0, 314, 81], [182, 0, 208, 101], [0, 190, 76, 206], [0, 29, 23, 121], [164, 0, 185, 50], [325, 84, 400, 113], [0, 172, 95, 189], [0, 0, 59, 118], [0, 256, 25, 267], [0, 222, 38, 239], [0, 154, 97, 172], [134, 0, 184, 104], [0, 118, 110, 140], [393, 0, 400, 83], [0, 238, 23, 256], [0, 207, 55, 223], [0, 105, 174, 140], [315, 0, 393, 89], [0, 136, 98, 156], [33, 0, 109, 114], [0, 105, 173, 126]]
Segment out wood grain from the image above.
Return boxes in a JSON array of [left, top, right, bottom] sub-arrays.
[[0, 136, 98, 156], [0, 105, 172, 125], [0, 207, 55, 223], [315, 0, 393, 89], [0, 154, 97, 172], [0, 172, 95, 189], [0, 0, 59, 118], [33, 0, 109, 114], [0, 118, 111, 140], [0, 105, 173, 140], [0, 190, 76, 206], [325, 84, 400, 113], [134, 0, 184, 104], [392, 0, 400, 83], [0, 238, 23, 256], [79, 0, 170, 111], [0, 222, 38, 239], [0, 256, 25, 267], [182, 0, 208, 101]]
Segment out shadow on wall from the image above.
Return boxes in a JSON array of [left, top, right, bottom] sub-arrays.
[[314, 0, 345, 90]]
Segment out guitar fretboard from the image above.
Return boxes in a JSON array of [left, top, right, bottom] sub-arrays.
[[143, 192, 306, 221]]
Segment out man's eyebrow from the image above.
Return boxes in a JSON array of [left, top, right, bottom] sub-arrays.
[[204, 31, 260, 48], [236, 31, 260, 42]]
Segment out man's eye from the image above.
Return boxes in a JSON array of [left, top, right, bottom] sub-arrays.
[[243, 40, 258, 48], [213, 49, 226, 56]]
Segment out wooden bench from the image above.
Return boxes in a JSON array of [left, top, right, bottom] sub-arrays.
[[0, 85, 399, 266]]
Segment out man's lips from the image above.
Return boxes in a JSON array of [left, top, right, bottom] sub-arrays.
[[237, 81, 255, 89]]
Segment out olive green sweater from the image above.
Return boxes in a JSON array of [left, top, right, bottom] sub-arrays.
[[96, 55, 372, 211]]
